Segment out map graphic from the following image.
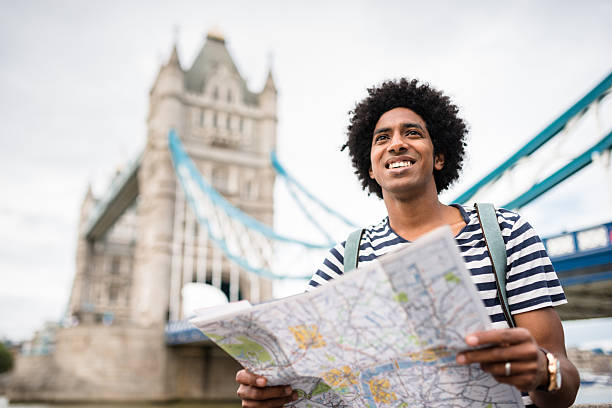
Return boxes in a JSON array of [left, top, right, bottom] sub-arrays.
[[191, 227, 524, 407]]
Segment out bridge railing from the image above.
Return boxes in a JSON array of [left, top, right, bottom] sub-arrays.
[[544, 221, 612, 286]]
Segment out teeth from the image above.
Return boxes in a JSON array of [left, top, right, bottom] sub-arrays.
[[389, 161, 412, 169]]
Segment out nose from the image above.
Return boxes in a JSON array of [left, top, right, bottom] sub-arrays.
[[388, 131, 407, 153]]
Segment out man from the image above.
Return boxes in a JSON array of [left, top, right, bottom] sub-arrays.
[[236, 79, 579, 407]]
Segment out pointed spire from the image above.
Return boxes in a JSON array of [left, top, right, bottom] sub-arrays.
[[80, 183, 96, 221], [163, 24, 182, 69], [263, 51, 277, 93], [263, 68, 277, 93], [85, 183, 93, 199], [167, 43, 181, 68]]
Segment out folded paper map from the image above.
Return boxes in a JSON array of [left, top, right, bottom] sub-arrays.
[[190, 226, 524, 407]]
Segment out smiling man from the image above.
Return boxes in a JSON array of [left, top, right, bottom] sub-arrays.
[[236, 79, 579, 408]]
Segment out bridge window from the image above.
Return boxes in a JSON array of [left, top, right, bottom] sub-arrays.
[[109, 284, 119, 304], [111, 256, 121, 275], [577, 227, 608, 251], [213, 113, 218, 128], [227, 90, 232, 103], [242, 179, 258, 200], [226, 115, 231, 130], [545, 235, 575, 257], [212, 167, 227, 191]]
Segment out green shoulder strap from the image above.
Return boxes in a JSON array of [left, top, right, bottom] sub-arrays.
[[475, 203, 516, 328], [344, 229, 364, 273]]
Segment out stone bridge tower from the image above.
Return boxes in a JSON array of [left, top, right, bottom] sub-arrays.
[[65, 29, 276, 329], [132, 29, 276, 327], [10, 30, 277, 402]]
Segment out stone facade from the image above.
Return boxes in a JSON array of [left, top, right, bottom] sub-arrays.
[[68, 189, 137, 325], [9, 325, 242, 401], [10, 30, 276, 402]]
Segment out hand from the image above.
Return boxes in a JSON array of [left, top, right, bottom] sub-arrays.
[[455, 327, 548, 392], [236, 369, 297, 407]]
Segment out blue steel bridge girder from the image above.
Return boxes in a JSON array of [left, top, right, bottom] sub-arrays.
[[503, 129, 612, 209], [454, 71, 612, 208]]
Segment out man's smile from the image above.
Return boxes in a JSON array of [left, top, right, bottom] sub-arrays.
[[384, 157, 416, 170]]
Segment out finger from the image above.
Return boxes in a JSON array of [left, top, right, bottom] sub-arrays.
[[238, 384, 294, 401], [465, 327, 532, 347], [241, 392, 298, 408], [236, 369, 268, 387], [480, 359, 539, 377], [457, 341, 538, 364]]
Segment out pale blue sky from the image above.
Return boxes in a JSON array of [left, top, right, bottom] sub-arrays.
[[1, 0, 611, 341]]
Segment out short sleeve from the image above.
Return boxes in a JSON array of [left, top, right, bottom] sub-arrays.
[[307, 242, 346, 291], [503, 212, 567, 314]]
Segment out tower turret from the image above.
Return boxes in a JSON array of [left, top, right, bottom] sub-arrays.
[[148, 44, 185, 147], [259, 69, 277, 113], [256, 68, 278, 156], [152, 44, 184, 95], [132, 43, 186, 326]]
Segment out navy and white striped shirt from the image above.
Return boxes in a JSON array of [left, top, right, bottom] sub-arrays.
[[307, 204, 566, 407]]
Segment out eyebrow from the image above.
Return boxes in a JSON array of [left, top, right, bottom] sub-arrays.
[[373, 122, 426, 135]]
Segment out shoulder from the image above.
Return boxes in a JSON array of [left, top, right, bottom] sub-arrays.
[[456, 204, 548, 268], [461, 204, 531, 240], [459, 204, 521, 226], [491, 207, 544, 254], [307, 217, 392, 290]]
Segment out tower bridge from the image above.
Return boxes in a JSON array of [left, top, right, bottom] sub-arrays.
[[10, 30, 280, 402], [8, 28, 612, 402]]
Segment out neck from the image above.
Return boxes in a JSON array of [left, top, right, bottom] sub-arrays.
[[383, 185, 460, 241]]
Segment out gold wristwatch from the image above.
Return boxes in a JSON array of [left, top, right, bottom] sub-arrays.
[[539, 348, 562, 392]]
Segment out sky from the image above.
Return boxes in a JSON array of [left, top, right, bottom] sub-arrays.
[[1, 0, 611, 341]]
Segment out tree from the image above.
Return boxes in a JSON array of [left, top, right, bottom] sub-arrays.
[[0, 342, 13, 373]]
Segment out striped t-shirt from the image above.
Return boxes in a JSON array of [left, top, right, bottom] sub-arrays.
[[307, 204, 567, 407]]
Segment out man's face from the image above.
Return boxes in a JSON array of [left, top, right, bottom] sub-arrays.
[[369, 107, 444, 200]]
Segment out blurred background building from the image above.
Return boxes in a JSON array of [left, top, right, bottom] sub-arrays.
[[9, 30, 278, 401]]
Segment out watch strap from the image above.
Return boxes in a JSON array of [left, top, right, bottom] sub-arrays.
[[538, 347, 561, 392]]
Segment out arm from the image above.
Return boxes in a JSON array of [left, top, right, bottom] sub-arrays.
[[456, 307, 579, 408], [236, 369, 297, 407]]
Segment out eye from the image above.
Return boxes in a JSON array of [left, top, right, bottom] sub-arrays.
[[405, 129, 422, 137], [374, 134, 389, 143]]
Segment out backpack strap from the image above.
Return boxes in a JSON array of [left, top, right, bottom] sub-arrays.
[[474, 203, 516, 328], [344, 228, 365, 273]]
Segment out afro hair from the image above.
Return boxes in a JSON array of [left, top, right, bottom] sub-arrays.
[[343, 78, 468, 199]]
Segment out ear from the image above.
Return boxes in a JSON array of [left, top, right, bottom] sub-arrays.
[[434, 153, 445, 171], [369, 167, 374, 179]]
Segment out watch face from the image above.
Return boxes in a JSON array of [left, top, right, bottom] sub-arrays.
[[555, 359, 562, 389]]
